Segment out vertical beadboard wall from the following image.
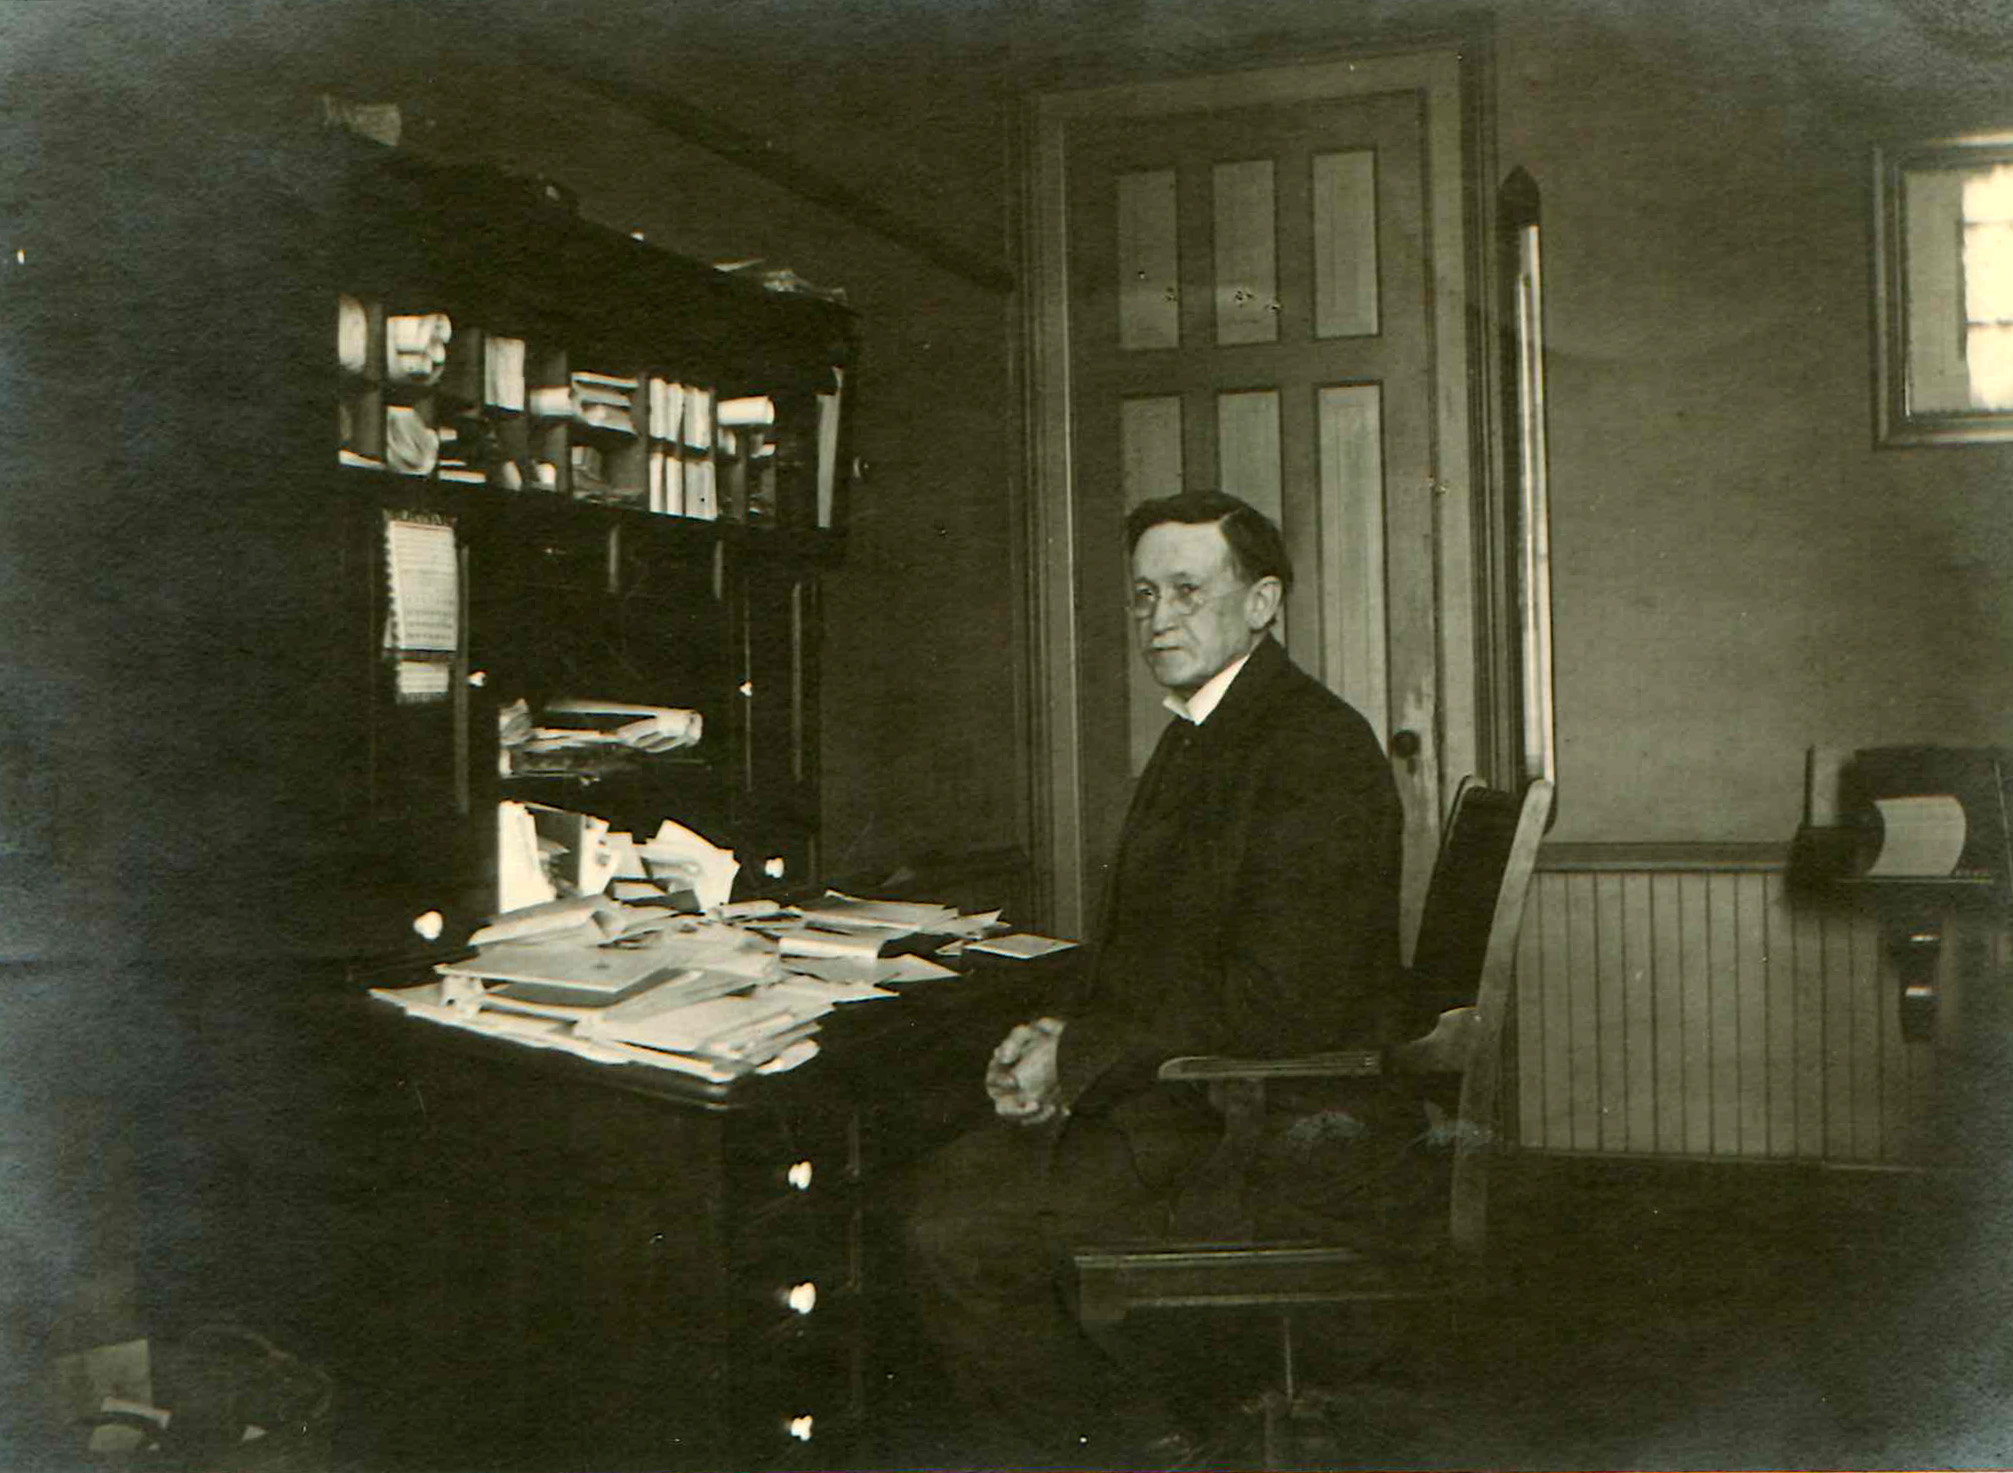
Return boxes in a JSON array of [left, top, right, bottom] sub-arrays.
[[1511, 847, 1949, 1166]]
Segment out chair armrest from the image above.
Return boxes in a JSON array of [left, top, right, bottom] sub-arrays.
[[1155, 1005, 1478, 1084], [1385, 1006, 1476, 1075], [1157, 1049, 1384, 1083]]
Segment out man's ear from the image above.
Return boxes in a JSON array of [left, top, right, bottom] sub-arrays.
[[1244, 576, 1284, 630]]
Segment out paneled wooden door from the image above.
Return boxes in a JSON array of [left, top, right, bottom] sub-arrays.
[[1030, 50, 1482, 949]]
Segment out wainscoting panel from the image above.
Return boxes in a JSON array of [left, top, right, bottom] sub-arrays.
[[1511, 850, 1947, 1165]]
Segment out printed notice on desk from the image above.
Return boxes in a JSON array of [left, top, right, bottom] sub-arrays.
[[963, 933, 1078, 960]]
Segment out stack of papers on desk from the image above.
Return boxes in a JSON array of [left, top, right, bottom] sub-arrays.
[[529, 699, 702, 755], [780, 952, 957, 986], [580, 986, 829, 1067], [374, 885, 1061, 1079], [794, 893, 961, 932], [438, 935, 676, 998], [771, 922, 911, 962], [369, 980, 798, 1082]]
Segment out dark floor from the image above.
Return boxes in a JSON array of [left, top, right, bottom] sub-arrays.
[[871, 1154, 2013, 1471]]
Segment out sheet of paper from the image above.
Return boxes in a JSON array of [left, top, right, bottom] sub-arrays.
[[776, 924, 905, 960], [884, 954, 960, 982], [637, 819, 739, 910], [572, 969, 756, 1038], [494, 802, 559, 915], [768, 975, 901, 1005], [963, 933, 1080, 960], [932, 909, 1003, 939], [393, 657, 451, 705], [608, 920, 781, 979], [485, 335, 526, 410], [720, 897, 791, 921], [779, 952, 889, 985], [815, 369, 843, 529], [467, 890, 613, 947], [383, 516, 459, 651], [755, 1037, 821, 1075]]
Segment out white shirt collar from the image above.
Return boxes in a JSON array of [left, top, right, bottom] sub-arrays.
[[1163, 647, 1255, 726]]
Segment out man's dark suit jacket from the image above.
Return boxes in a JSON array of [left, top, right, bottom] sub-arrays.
[[1055, 633, 1405, 1164]]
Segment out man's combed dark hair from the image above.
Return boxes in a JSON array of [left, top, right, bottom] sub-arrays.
[[1124, 490, 1293, 594]]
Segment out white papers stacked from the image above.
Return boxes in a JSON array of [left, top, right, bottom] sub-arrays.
[[795, 893, 960, 932], [385, 312, 450, 385], [370, 980, 757, 1082], [376, 877, 1050, 1078], [647, 379, 686, 440], [578, 985, 829, 1067], [571, 371, 639, 435], [438, 934, 675, 995], [773, 924, 908, 962], [532, 700, 702, 754], [485, 336, 526, 410]]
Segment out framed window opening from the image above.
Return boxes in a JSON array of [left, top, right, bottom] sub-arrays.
[[1873, 132, 2013, 447]]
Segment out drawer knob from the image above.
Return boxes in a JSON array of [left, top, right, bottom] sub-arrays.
[[784, 1281, 817, 1315], [787, 1160, 813, 1191]]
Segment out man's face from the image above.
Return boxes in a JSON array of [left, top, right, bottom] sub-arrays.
[[1130, 520, 1278, 697]]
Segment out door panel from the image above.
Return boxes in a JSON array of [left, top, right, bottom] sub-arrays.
[[1063, 91, 1440, 946]]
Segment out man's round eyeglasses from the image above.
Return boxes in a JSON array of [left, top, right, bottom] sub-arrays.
[[1128, 579, 1243, 620]]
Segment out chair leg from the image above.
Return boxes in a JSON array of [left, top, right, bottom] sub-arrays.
[[1252, 1311, 1296, 1470], [1259, 1386, 1284, 1471]]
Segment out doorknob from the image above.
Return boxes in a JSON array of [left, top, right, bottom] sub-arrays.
[[1390, 729, 1422, 760]]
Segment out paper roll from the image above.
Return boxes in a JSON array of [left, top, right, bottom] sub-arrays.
[[1864, 795, 1967, 877]]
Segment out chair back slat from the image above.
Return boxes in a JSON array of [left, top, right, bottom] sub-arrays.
[[1409, 779, 1528, 1021]]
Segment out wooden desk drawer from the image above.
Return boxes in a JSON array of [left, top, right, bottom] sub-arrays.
[[731, 1206, 858, 1334], [734, 1319, 862, 1470], [725, 1102, 857, 1212]]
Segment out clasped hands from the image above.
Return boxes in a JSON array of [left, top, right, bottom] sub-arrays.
[[985, 1016, 1066, 1126]]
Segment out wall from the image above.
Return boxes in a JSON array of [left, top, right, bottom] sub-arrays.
[[1494, 1, 2013, 843], [1489, 3, 2013, 1164], [1509, 856, 1992, 1165]]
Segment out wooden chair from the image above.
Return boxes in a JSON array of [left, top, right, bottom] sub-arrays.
[[1069, 775, 1554, 1466]]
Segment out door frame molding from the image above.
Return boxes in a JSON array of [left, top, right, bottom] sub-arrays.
[[1019, 38, 1501, 939]]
